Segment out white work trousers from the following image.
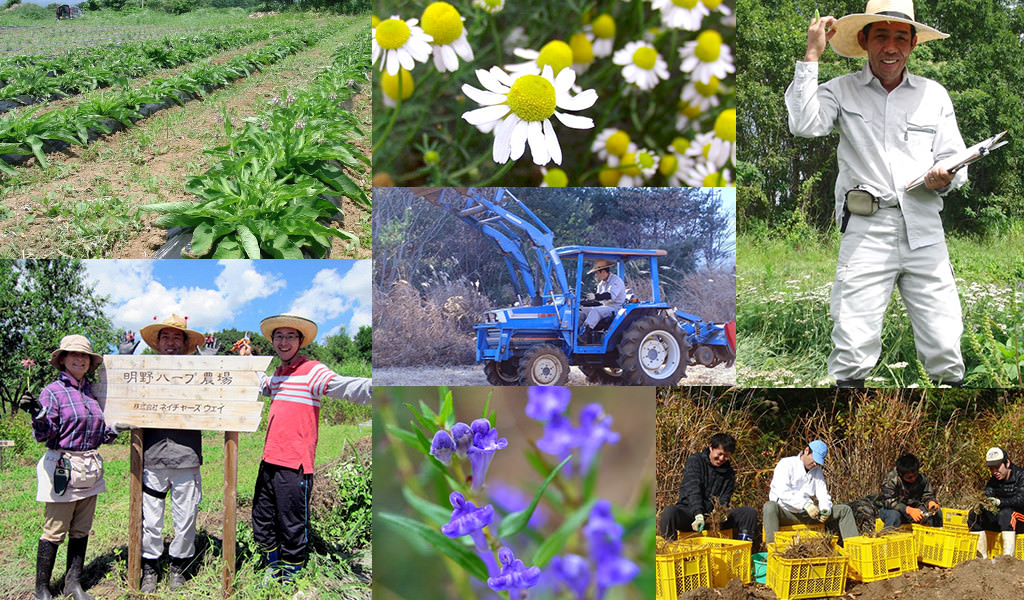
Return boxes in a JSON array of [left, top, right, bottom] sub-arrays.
[[828, 207, 964, 382], [142, 467, 202, 560], [582, 305, 616, 329]]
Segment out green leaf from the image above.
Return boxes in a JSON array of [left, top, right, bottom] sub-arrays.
[[498, 456, 571, 539], [439, 387, 453, 428], [377, 513, 488, 581], [531, 498, 598, 568], [406, 402, 438, 434], [236, 224, 261, 258], [190, 222, 216, 256], [401, 486, 452, 527], [385, 423, 423, 452]]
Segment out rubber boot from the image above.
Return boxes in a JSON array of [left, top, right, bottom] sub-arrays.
[[62, 537, 94, 600], [260, 548, 280, 585], [737, 531, 753, 542], [277, 561, 302, 585], [1002, 531, 1017, 557], [140, 558, 159, 594], [35, 539, 58, 600], [168, 556, 189, 591], [835, 379, 865, 388], [976, 531, 989, 559]]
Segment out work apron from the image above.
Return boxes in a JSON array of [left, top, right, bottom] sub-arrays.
[[36, 448, 106, 503]]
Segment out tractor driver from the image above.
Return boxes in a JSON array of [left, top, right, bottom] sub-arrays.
[[579, 259, 626, 345]]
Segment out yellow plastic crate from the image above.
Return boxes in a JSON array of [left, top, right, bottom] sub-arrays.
[[765, 522, 825, 545], [986, 531, 1024, 559], [766, 543, 848, 600], [843, 532, 918, 582], [656, 543, 711, 600], [677, 528, 733, 541], [677, 537, 752, 588], [873, 518, 913, 532], [942, 507, 970, 530], [912, 524, 976, 567]]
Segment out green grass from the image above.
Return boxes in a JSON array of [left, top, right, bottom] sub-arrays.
[[738, 224, 1024, 387]]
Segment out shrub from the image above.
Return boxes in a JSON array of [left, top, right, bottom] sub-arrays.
[[311, 453, 371, 554], [371, 280, 482, 367]]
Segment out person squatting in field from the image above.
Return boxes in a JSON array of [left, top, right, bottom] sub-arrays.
[[879, 452, 943, 528], [252, 314, 372, 583], [971, 447, 1024, 558], [786, 0, 968, 387]]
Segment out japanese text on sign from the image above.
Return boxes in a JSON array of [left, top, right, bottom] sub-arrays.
[[122, 371, 234, 385]]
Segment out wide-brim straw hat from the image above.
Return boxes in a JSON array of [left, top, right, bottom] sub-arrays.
[[829, 0, 948, 58], [260, 314, 318, 348], [50, 334, 103, 372], [140, 314, 205, 355], [587, 259, 616, 275]]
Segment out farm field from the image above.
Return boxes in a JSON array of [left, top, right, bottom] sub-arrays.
[[0, 11, 371, 259]]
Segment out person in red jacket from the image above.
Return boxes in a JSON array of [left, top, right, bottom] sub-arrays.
[[253, 314, 371, 583]]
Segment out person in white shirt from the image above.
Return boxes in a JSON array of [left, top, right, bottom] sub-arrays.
[[785, 0, 967, 388], [579, 259, 627, 345], [763, 440, 859, 545]]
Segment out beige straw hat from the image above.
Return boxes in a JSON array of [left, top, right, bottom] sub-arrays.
[[140, 314, 205, 355], [260, 314, 318, 348], [50, 334, 103, 372], [829, 0, 948, 58], [587, 259, 616, 275]]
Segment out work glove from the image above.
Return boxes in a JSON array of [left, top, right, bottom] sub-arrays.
[[691, 514, 705, 532], [988, 497, 1001, 507], [594, 292, 612, 301], [118, 332, 139, 355], [927, 500, 941, 512], [804, 502, 820, 519], [586, 293, 596, 301], [197, 338, 220, 356], [817, 507, 831, 523], [111, 423, 138, 434], [18, 392, 43, 418], [906, 507, 925, 523]]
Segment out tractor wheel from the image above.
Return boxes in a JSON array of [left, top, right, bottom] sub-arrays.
[[715, 347, 736, 368], [617, 314, 688, 385], [518, 344, 569, 386], [581, 366, 625, 386], [484, 359, 520, 385], [693, 344, 716, 367]]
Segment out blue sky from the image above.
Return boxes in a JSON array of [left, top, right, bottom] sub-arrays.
[[82, 260, 371, 351]]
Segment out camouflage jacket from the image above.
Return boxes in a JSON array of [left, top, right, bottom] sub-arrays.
[[880, 468, 936, 512]]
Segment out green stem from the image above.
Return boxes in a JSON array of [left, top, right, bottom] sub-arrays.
[[371, 73, 403, 155], [490, 15, 503, 66], [474, 159, 516, 186]]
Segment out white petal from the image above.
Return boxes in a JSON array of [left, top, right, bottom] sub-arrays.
[[454, 34, 474, 60], [554, 66, 576, 95], [554, 111, 594, 129], [557, 89, 598, 111], [622, 64, 638, 83], [476, 68, 510, 94], [527, 120, 549, 165], [372, 42, 380, 64], [509, 118, 528, 160], [432, 48, 447, 72], [513, 48, 539, 59], [386, 51, 399, 76], [462, 84, 507, 106], [441, 45, 458, 71], [493, 116, 517, 163], [463, 104, 511, 125], [397, 48, 415, 72], [543, 119, 562, 165]]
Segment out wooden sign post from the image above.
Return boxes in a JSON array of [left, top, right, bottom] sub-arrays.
[[0, 439, 13, 470], [96, 355, 272, 599]]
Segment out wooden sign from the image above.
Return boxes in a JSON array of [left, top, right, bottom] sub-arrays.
[[0, 440, 13, 447], [95, 355, 273, 432]]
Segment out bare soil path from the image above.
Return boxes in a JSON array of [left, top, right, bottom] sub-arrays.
[[371, 363, 736, 387]]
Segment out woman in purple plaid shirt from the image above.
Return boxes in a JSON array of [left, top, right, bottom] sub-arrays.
[[21, 335, 118, 600]]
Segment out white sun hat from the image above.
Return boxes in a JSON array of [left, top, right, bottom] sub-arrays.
[[829, 0, 948, 59]]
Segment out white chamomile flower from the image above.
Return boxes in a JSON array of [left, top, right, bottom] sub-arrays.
[[613, 41, 669, 91], [617, 148, 659, 186], [421, 2, 473, 73], [659, 140, 697, 186], [684, 159, 733, 186], [380, 68, 414, 108], [591, 128, 633, 162], [679, 29, 735, 84], [584, 14, 616, 58], [506, 40, 574, 76], [473, 0, 504, 14], [599, 165, 622, 187], [373, 15, 433, 76], [569, 32, 594, 74], [540, 166, 568, 187], [676, 98, 705, 130], [650, 0, 708, 31], [708, 108, 736, 167], [701, 0, 732, 16], [680, 76, 722, 112], [685, 130, 716, 162], [461, 64, 598, 165]]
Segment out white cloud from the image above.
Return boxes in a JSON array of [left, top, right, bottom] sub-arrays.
[[215, 260, 285, 307], [83, 260, 154, 304], [288, 261, 371, 335]]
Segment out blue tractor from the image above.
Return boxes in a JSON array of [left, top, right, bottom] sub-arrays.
[[414, 187, 736, 386]]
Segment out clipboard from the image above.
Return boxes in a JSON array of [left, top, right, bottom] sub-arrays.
[[906, 130, 1008, 190]]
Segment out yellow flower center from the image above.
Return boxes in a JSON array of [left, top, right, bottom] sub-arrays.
[[599, 168, 621, 187], [424, 150, 440, 164], [679, 100, 702, 119], [593, 14, 615, 39], [381, 68, 414, 101], [483, 0, 501, 6], [376, 19, 411, 50], [659, 154, 677, 176], [672, 0, 699, 7], [703, 170, 727, 186], [569, 32, 594, 65], [702, 0, 723, 8], [605, 131, 630, 156], [536, 40, 573, 74], [371, 15, 380, 27], [507, 74, 557, 122], [695, 30, 723, 63], [714, 109, 736, 142], [422, 2, 463, 46], [695, 76, 720, 97], [543, 168, 568, 187], [632, 46, 657, 70], [621, 152, 654, 176], [702, 143, 711, 159], [671, 136, 691, 154]]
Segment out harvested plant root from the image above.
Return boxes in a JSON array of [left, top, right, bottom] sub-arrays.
[[779, 534, 837, 558]]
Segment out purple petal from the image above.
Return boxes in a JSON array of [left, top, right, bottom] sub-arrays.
[[430, 430, 456, 465]]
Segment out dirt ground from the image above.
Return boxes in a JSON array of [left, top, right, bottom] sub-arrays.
[[677, 556, 1024, 600], [371, 363, 736, 386]]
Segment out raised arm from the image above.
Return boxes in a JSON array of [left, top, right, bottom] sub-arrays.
[[785, 15, 841, 138]]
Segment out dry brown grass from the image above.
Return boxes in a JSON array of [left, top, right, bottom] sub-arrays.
[[779, 534, 838, 558]]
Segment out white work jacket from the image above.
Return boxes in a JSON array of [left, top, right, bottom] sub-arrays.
[[598, 273, 626, 311], [769, 455, 832, 513], [785, 61, 967, 250]]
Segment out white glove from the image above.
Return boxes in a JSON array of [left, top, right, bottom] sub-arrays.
[[818, 507, 831, 523], [988, 497, 1001, 507], [691, 514, 705, 532], [804, 502, 820, 519]]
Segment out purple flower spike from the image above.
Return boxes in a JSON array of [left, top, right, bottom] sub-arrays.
[[584, 500, 624, 562], [488, 546, 541, 593], [430, 430, 456, 465], [577, 404, 620, 475], [467, 424, 508, 491], [441, 491, 494, 538], [526, 386, 571, 422], [536, 412, 578, 473], [596, 556, 638, 588], [550, 554, 590, 600], [451, 422, 473, 457]]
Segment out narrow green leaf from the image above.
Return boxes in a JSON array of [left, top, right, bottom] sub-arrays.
[[385, 423, 421, 451], [377, 513, 487, 581], [531, 498, 598, 567], [498, 456, 571, 539], [439, 387, 453, 428], [401, 486, 453, 527]]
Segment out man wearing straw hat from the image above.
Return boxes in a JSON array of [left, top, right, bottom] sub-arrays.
[[786, 0, 968, 388], [134, 314, 207, 593], [252, 314, 371, 583], [579, 258, 626, 345]]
